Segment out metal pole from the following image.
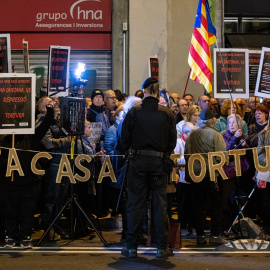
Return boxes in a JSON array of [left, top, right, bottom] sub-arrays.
[[122, 32, 126, 94]]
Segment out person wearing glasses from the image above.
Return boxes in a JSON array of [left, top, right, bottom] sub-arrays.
[[175, 99, 188, 124], [104, 90, 118, 125]]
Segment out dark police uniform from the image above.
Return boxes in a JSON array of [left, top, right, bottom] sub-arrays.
[[121, 95, 177, 250]]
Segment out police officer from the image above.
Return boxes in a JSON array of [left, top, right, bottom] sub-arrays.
[[121, 77, 177, 258]]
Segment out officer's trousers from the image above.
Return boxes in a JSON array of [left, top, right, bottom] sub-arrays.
[[126, 155, 169, 249]]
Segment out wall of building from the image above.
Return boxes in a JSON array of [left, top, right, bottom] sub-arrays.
[[112, 0, 129, 92], [167, 0, 204, 99], [128, 0, 224, 100], [129, 0, 168, 94]]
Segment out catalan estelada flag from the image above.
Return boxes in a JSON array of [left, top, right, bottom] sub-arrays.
[[188, 0, 216, 93]]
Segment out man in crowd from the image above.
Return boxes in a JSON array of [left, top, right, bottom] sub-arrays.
[[159, 96, 168, 107], [210, 97, 220, 118], [183, 94, 194, 107], [104, 90, 117, 125], [87, 89, 111, 137], [249, 97, 260, 110], [197, 95, 210, 110], [245, 97, 260, 126], [185, 108, 228, 246], [170, 92, 181, 105], [121, 77, 177, 258], [175, 99, 188, 124]]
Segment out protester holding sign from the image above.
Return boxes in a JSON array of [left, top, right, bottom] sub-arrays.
[[86, 89, 110, 137], [0, 100, 55, 248], [214, 99, 248, 134], [36, 97, 71, 241], [222, 114, 250, 231]]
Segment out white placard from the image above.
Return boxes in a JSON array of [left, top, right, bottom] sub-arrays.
[[89, 122, 102, 143]]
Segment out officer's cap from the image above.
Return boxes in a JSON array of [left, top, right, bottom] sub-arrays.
[[141, 77, 158, 89]]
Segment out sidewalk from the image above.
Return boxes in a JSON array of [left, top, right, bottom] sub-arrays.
[[30, 214, 210, 249]]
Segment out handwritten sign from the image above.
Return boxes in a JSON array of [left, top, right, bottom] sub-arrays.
[[48, 45, 70, 97], [149, 55, 159, 81], [0, 34, 11, 73], [89, 122, 102, 143], [214, 48, 249, 99], [255, 47, 270, 98], [0, 73, 36, 134]]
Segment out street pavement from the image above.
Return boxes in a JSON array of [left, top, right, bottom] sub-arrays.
[[1, 227, 270, 270]]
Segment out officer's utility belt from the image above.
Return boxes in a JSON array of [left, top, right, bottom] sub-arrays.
[[135, 149, 165, 158]]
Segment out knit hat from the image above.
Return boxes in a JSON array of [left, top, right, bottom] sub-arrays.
[[200, 108, 214, 120], [141, 77, 158, 89], [91, 89, 104, 100]]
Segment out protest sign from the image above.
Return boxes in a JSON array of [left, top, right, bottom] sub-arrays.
[[214, 48, 249, 99], [0, 73, 36, 134], [89, 122, 102, 143], [149, 55, 159, 81], [249, 50, 261, 94], [0, 34, 11, 73], [255, 47, 270, 98], [48, 45, 70, 97]]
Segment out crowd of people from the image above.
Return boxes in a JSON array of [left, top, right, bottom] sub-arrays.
[[0, 80, 270, 256]]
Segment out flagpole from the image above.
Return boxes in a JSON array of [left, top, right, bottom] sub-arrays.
[[183, 68, 191, 97]]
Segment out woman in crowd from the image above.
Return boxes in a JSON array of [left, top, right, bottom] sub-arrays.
[[174, 122, 195, 233], [248, 104, 269, 147], [215, 99, 248, 134], [176, 105, 201, 137], [222, 114, 250, 231]]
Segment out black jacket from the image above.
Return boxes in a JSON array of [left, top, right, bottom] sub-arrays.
[[86, 104, 105, 123], [0, 108, 54, 186], [121, 96, 177, 154]]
